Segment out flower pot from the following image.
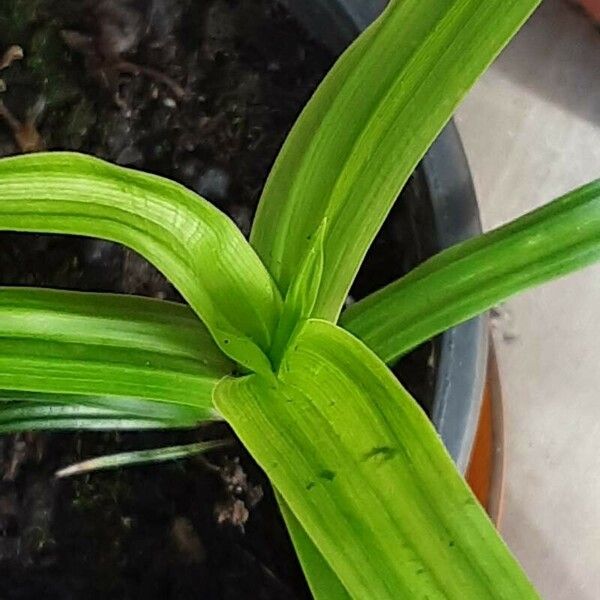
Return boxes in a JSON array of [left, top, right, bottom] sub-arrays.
[[466, 343, 506, 524]]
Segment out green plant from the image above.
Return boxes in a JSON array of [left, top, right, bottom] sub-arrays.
[[1, 0, 598, 597]]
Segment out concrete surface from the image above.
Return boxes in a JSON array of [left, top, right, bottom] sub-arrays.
[[455, 1, 600, 598]]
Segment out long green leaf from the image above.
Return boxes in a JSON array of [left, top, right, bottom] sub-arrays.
[[277, 494, 350, 599], [0, 392, 205, 432], [214, 320, 538, 599], [0, 288, 232, 421], [0, 152, 282, 374], [251, 0, 540, 322], [268, 219, 327, 367], [342, 179, 600, 364], [55, 439, 230, 478], [0, 402, 186, 432]]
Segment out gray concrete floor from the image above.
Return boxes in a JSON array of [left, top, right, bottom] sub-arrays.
[[455, 1, 600, 597]]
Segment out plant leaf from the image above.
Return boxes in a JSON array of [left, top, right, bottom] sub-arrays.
[[268, 219, 327, 366], [0, 392, 206, 432], [0, 152, 282, 374], [251, 0, 541, 322], [0, 287, 233, 428], [55, 439, 231, 478], [0, 402, 188, 433], [214, 320, 538, 599], [342, 179, 600, 364], [277, 493, 350, 599]]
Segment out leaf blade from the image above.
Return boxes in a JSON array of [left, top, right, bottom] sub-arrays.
[[0, 152, 281, 373], [276, 493, 350, 600], [268, 219, 327, 366], [0, 288, 232, 429], [55, 439, 230, 478], [251, 0, 541, 322], [342, 179, 600, 363], [0, 390, 207, 433], [214, 320, 538, 599]]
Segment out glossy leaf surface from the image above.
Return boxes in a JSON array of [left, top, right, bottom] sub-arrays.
[[343, 179, 600, 364], [0, 152, 281, 374], [251, 0, 540, 322], [277, 494, 350, 600], [55, 439, 230, 478], [268, 219, 326, 367], [0, 288, 233, 428], [215, 320, 538, 599], [0, 392, 206, 433]]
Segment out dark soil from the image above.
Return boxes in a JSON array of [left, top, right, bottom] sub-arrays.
[[0, 1, 437, 598]]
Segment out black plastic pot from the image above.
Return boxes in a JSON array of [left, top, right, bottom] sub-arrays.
[[286, 0, 489, 473]]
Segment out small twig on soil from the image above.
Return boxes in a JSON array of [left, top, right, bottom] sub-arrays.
[[3, 434, 27, 481], [0, 100, 45, 153], [0, 100, 20, 132], [0, 45, 23, 71], [117, 60, 186, 99], [0, 45, 45, 153]]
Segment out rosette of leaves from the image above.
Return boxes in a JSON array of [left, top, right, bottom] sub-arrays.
[[1, 1, 598, 597]]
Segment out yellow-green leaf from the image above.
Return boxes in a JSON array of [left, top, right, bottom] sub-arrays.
[[0, 287, 233, 430], [214, 320, 538, 599], [0, 152, 281, 374], [343, 179, 600, 364], [251, 0, 540, 323]]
